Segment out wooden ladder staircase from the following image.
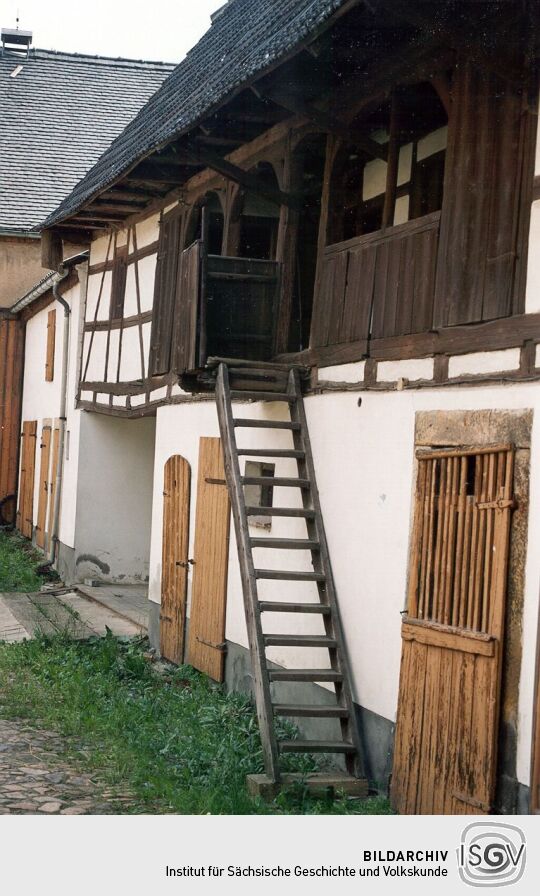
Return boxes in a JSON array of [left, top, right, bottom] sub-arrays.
[[215, 361, 366, 787]]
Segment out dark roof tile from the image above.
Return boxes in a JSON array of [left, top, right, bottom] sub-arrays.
[[42, 0, 347, 228], [0, 48, 174, 231]]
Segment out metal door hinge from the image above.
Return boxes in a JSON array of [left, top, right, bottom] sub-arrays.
[[176, 559, 195, 568], [205, 477, 227, 486], [196, 636, 227, 653], [476, 498, 516, 511]]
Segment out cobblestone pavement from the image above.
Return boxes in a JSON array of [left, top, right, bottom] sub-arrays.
[[0, 719, 134, 815]]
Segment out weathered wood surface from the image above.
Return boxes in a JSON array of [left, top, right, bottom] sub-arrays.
[[311, 212, 440, 348], [187, 437, 231, 682], [45, 309, 56, 382], [0, 319, 24, 524], [16, 421, 37, 540], [35, 424, 52, 550], [392, 446, 514, 814], [160, 455, 191, 665]]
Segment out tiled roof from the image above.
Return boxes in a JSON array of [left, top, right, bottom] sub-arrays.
[[0, 48, 174, 232], [42, 0, 347, 229]]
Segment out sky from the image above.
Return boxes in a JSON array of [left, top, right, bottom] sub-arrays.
[[0, 0, 225, 63]]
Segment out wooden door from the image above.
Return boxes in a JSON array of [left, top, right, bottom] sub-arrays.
[[16, 421, 37, 539], [391, 445, 514, 815], [188, 437, 231, 681], [160, 455, 191, 664], [0, 318, 25, 524], [46, 426, 60, 553], [36, 425, 52, 549]]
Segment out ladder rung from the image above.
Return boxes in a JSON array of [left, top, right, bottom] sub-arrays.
[[242, 476, 310, 489], [259, 601, 330, 614], [255, 569, 325, 582], [273, 704, 349, 718], [237, 448, 305, 458], [279, 740, 356, 754], [233, 418, 300, 430], [268, 669, 342, 682], [245, 506, 315, 518], [250, 538, 319, 550], [264, 634, 337, 648], [230, 391, 296, 403]]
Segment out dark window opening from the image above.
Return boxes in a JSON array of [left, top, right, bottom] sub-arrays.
[[327, 82, 448, 246], [289, 134, 326, 352], [185, 191, 225, 253], [237, 162, 280, 260], [244, 460, 275, 529]]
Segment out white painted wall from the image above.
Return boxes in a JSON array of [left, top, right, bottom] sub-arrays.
[[149, 380, 540, 790], [19, 276, 85, 549]]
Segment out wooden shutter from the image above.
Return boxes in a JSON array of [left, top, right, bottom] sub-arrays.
[[36, 425, 52, 549], [110, 245, 128, 320], [434, 61, 535, 326], [187, 438, 231, 682], [0, 319, 24, 523], [160, 455, 191, 664], [392, 445, 514, 814], [16, 421, 37, 539], [46, 426, 60, 553], [149, 211, 182, 375], [171, 239, 202, 374], [45, 309, 56, 381]]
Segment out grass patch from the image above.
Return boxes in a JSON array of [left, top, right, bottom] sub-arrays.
[[0, 634, 392, 815], [0, 530, 52, 592]]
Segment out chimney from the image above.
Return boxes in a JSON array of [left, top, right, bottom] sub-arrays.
[[1, 27, 33, 57]]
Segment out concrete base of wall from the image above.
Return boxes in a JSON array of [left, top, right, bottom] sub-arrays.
[[148, 600, 160, 652], [56, 541, 77, 585]]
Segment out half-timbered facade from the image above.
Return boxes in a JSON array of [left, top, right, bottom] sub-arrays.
[[9, 0, 540, 812]]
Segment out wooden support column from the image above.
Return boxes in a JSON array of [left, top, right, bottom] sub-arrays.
[[382, 91, 400, 230], [274, 131, 301, 354]]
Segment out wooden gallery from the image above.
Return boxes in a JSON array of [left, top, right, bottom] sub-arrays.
[[1, 0, 540, 813]]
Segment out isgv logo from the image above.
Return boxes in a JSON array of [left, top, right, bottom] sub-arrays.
[[458, 823, 526, 887]]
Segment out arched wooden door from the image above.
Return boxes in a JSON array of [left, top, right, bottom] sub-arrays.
[[160, 455, 191, 664]]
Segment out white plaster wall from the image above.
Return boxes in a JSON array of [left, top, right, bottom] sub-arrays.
[[449, 348, 521, 378], [74, 413, 156, 582], [136, 212, 160, 249], [86, 271, 112, 321], [19, 280, 85, 548], [149, 381, 540, 789]]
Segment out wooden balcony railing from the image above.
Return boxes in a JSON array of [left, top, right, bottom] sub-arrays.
[[311, 210, 441, 350]]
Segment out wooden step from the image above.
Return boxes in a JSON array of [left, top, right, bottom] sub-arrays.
[[250, 538, 319, 550], [230, 391, 296, 403], [255, 569, 325, 582], [237, 448, 305, 458], [268, 668, 342, 682], [279, 740, 356, 754], [264, 634, 337, 648], [259, 601, 330, 614], [242, 476, 310, 489], [233, 418, 300, 430], [273, 704, 349, 718], [245, 506, 315, 518]]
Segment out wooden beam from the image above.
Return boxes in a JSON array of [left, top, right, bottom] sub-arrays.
[[102, 187, 163, 202], [92, 201, 147, 213], [264, 89, 388, 161], [182, 141, 302, 209], [41, 229, 63, 271]]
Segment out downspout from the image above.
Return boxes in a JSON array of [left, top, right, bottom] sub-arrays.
[[48, 265, 70, 565]]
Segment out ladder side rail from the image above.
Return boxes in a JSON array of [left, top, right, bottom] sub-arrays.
[[215, 363, 281, 782], [288, 368, 366, 777]]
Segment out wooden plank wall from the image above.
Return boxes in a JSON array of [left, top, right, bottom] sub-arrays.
[[0, 318, 25, 525], [16, 420, 37, 539], [35, 424, 52, 550], [311, 211, 440, 349]]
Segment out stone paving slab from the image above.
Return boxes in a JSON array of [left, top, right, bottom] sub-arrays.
[[0, 719, 135, 815], [0, 590, 144, 643]]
